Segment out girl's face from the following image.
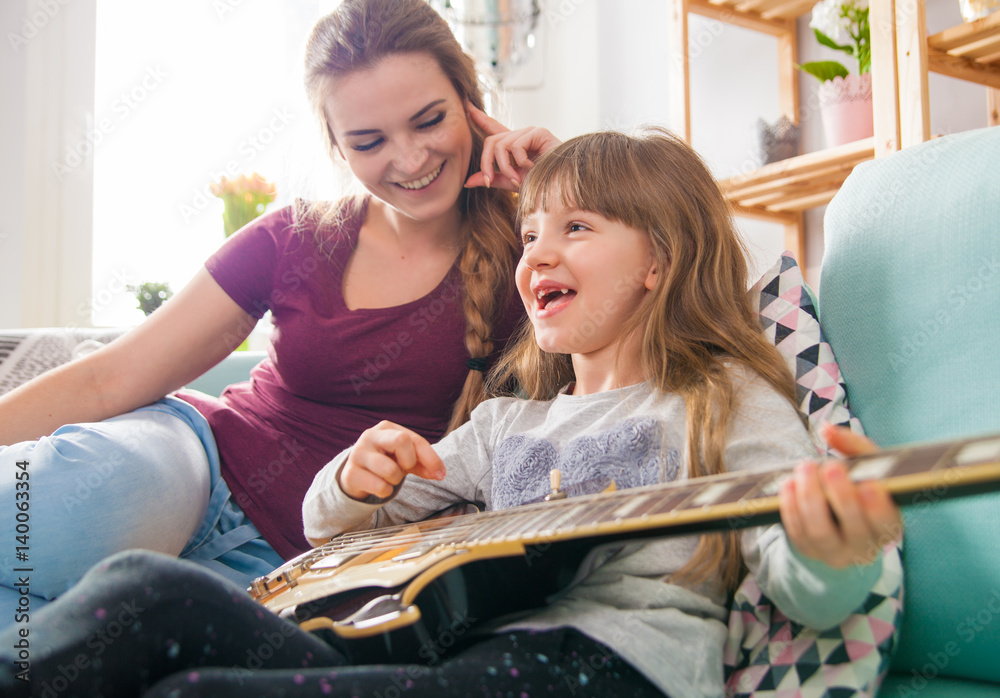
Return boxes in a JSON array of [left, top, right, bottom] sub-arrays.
[[324, 52, 473, 226], [517, 200, 657, 360]]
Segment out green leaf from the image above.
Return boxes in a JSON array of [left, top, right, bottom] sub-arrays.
[[813, 28, 854, 56], [857, 44, 872, 74], [797, 61, 850, 82]]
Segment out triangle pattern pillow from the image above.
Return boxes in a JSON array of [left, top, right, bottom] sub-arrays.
[[750, 251, 864, 453], [724, 252, 903, 697]]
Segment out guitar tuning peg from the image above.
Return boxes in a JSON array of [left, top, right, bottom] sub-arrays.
[[544, 468, 567, 501]]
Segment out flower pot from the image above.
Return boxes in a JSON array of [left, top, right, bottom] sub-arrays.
[[817, 73, 874, 147]]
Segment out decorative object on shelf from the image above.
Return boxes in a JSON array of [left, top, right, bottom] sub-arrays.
[[127, 281, 173, 317], [753, 115, 800, 166], [800, 0, 873, 147], [209, 172, 277, 238], [429, 0, 540, 86], [959, 0, 1000, 21]]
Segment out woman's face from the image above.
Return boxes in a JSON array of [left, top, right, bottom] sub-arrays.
[[324, 52, 473, 226]]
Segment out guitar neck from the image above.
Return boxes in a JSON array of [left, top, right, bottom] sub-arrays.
[[296, 431, 1000, 569]]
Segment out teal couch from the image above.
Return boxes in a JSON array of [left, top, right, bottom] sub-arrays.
[[185, 350, 268, 397], [820, 126, 1000, 695]]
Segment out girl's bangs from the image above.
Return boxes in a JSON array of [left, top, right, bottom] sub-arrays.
[[517, 134, 645, 231]]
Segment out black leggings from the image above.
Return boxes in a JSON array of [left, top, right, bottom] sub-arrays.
[[0, 551, 661, 697]]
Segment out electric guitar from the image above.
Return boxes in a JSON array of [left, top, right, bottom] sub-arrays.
[[249, 431, 1000, 662]]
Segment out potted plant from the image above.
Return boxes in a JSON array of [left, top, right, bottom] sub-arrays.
[[209, 172, 277, 350], [210, 172, 277, 238], [799, 0, 872, 147], [128, 281, 173, 317]]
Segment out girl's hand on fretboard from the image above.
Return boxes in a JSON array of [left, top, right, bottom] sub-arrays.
[[778, 428, 902, 568]]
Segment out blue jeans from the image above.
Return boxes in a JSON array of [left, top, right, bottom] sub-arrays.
[[0, 396, 283, 624]]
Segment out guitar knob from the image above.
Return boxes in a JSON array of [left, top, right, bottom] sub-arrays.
[[544, 469, 567, 501]]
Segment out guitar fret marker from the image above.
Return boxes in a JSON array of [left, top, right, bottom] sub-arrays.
[[758, 473, 789, 497], [686, 482, 735, 509], [956, 438, 1000, 465], [611, 494, 651, 519], [849, 455, 898, 482]]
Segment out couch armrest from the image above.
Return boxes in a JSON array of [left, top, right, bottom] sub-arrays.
[[183, 351, 267, 398]]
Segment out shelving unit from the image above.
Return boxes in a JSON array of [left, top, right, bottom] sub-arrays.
[[872, 0, 1000, 155], [668, 0, 877, 263], [719, 136, 875, 232], [668, 0, 1000, 267]]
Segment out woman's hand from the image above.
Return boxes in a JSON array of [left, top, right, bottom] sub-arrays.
[[339, 421, 446, 501], [465, 104, 561, 191], [779, 424, 902, 568]]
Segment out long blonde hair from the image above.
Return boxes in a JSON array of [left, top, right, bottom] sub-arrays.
[[492, 128, 799, 592], [302, 0, 519, 431]]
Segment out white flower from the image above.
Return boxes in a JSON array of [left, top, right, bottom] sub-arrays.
[[810, 0, 866, 43], [810, 0, 847, 42]]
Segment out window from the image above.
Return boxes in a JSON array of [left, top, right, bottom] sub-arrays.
[[92, 0, 338, 326]]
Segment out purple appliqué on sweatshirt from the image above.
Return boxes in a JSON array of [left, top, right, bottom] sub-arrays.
[[491, 417, 679, 509]]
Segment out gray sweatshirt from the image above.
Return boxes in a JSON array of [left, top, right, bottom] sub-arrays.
[[303, 371, 883, 698]]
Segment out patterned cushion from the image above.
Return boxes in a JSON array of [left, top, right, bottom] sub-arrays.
[[725, 545, 903, 697], [750, 252, 864, 454], [723, 252, 903, 697]]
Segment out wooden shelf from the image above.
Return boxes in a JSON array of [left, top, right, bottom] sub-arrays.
[[686, 0, 805, 33], [875, 2, 1000, 153], [720, 137, 876, 217], [927, 11, 1000, 89]]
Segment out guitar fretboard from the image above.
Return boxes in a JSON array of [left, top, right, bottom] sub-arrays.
[[255, 431, 1000, 596]]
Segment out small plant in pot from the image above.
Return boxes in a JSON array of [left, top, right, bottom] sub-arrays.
[[128, 281, 173, 317], [800, 0, 872, 147]]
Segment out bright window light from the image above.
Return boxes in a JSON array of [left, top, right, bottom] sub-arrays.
[[92, 1, 339, 327]]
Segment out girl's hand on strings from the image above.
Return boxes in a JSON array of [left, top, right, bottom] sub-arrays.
[[779, 424, 902, 568], [465, 103, 561, 191], [339, 421, 446, 501]]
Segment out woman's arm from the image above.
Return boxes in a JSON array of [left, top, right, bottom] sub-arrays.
[[0, 267, 258, 445]]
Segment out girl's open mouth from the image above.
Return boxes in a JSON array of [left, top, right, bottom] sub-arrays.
[[535, 286, 577, 312]]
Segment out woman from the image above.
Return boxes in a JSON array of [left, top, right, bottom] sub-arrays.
[[0, 0, 558, 616]]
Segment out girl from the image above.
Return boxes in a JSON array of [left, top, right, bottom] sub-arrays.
[[0, 129, 899, 698], [0, 0, 557, 617]]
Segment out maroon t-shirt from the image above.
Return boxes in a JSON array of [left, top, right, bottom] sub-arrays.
[[178, 200, 523, 559]]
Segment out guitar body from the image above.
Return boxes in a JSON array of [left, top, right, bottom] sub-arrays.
[[280, 544, 590, 664]]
